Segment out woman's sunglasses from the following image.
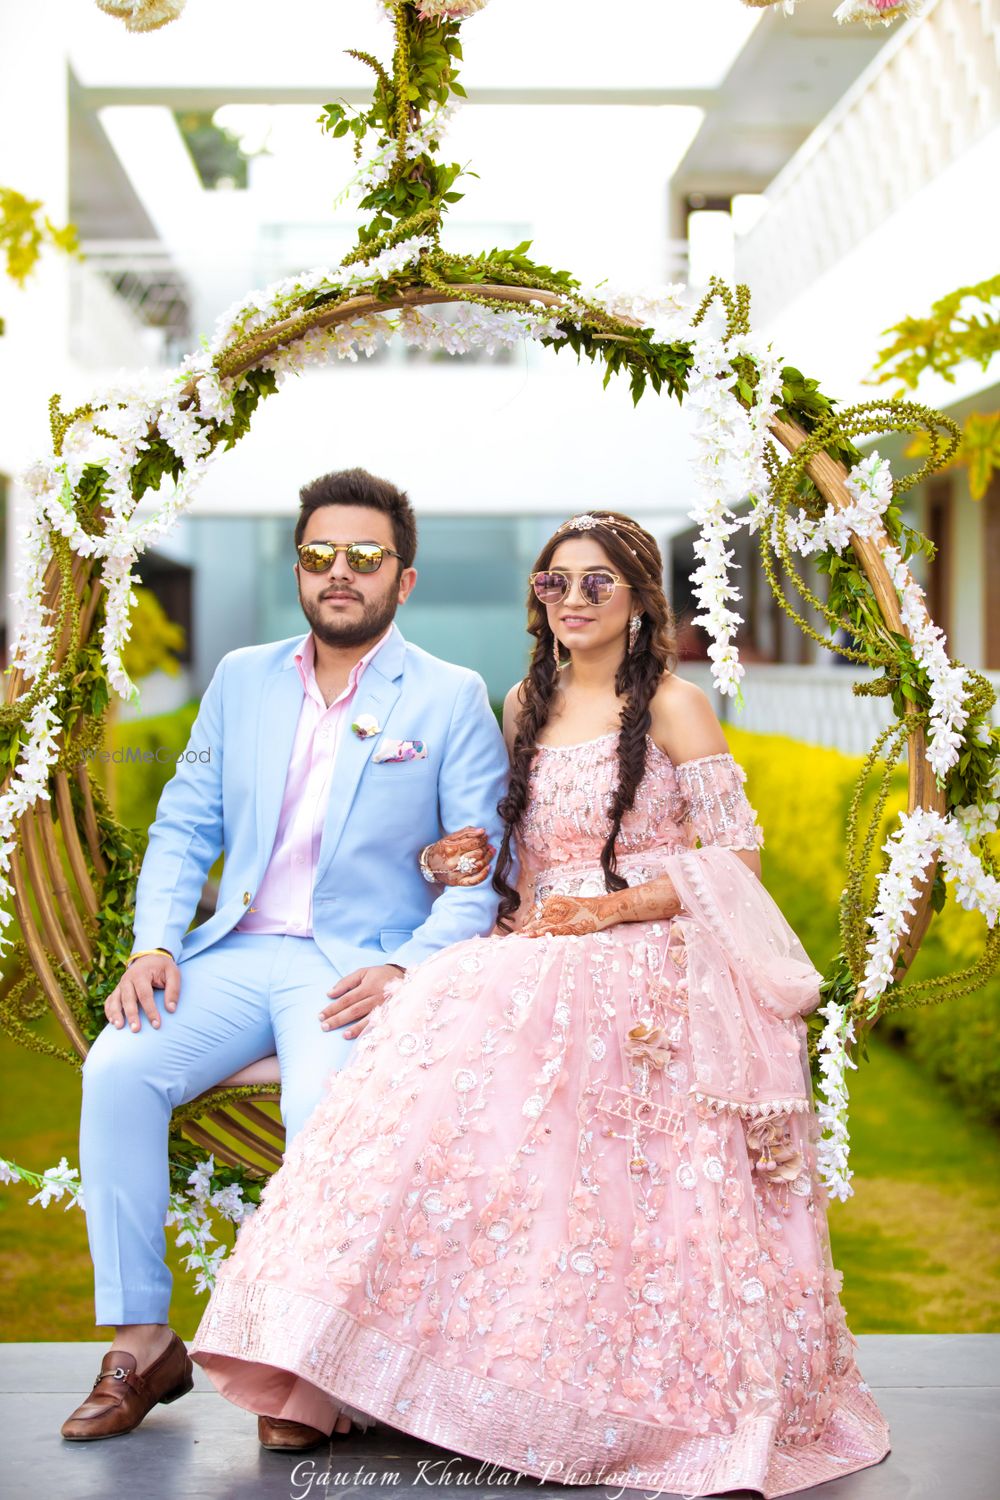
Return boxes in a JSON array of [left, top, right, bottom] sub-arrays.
[[530, 568, 629, 607], [296, 541, 403, 574]]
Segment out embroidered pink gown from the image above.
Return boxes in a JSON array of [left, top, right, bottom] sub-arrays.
[[190, 740, 890, 1498]]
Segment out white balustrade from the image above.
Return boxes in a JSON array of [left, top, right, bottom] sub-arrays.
[[734, 0, 1000, 323], [681, 662, 1000, 757]]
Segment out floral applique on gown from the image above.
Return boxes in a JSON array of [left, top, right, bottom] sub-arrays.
[[190, 738, 890, 1499]]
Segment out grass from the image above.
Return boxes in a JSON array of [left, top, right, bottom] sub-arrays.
[[826, 1034, 1000, 1331], [0, 1013, 226, 1341], [1, 1006, 997, 1340]]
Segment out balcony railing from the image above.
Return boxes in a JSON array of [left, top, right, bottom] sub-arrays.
[[70, 241, 192, 368], [734, 0, 1000, 323], [682, 662, 1000, 758]]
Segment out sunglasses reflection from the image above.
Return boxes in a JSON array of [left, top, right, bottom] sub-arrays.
[[297, 541, 401, 574], [530, 569, 622, 606]]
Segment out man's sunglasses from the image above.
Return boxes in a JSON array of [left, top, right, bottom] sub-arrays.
[[530, 569, 629, 607], [296, 541, 403, 574]]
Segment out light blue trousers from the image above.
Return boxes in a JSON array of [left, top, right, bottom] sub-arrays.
[[79, 930, 359, 1326]]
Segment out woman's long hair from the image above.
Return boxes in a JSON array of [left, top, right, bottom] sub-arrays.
[[493, 512, 678, 930]]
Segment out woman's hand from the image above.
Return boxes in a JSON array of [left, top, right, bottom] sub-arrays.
[[519, 894, 615, 939], [520, 877, 683, 938], [423, 826, 495, 886]]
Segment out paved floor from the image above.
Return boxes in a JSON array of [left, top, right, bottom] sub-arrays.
[[1, 1336, 996, 1500]]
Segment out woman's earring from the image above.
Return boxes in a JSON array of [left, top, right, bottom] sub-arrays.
[[628, 613, 642, 652], [552, 629, 563, 670]]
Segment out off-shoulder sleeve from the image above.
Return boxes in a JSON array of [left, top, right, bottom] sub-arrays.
[[675, 752, 764, 851]]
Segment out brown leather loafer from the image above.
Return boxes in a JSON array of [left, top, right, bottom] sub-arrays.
[[258, 1414, 331, 1451], [61, 1332, 193, 1440]]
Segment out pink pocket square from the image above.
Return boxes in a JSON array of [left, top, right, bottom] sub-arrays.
[[372, 738, 427, 764]]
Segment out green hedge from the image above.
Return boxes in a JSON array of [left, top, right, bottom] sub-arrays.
[[99, 700, 199, 854]]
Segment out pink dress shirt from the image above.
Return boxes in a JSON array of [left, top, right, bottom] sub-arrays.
[[235, 628, 391, 936]]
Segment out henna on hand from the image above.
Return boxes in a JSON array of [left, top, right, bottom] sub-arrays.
[[423, 826, 495, 886], [520, 877, 684, 939], [592, 876, 683, 927], [520, 894, 610, 939]]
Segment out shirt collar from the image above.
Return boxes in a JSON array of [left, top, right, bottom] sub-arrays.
[[294, 626, 393, 702]]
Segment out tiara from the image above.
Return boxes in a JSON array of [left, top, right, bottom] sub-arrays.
[[554, 512, 652, 558]]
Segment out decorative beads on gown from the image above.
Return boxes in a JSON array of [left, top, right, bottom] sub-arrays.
[[189, 738, 890, 1498]]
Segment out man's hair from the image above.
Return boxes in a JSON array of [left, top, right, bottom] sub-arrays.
[[295, 468, 417, 567]]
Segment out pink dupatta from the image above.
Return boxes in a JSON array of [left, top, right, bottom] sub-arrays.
[[663, 844, 821, 1121]]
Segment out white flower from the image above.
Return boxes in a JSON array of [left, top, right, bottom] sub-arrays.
[[861, 806, 1000, 1011], [27, 1158, 84, 1211], [684, 329, 782, 697], [815, 1001, 858, 1201], [380, 0, 489, 18], [209, 1183, 252, 1224], [186, 1154, 215, 1203], [95, 0, 187, 33]]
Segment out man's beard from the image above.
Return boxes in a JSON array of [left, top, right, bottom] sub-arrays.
[[299, 581, 399, 649]]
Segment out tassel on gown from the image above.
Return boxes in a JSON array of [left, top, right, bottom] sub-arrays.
[[190, 738, 890, 1498]]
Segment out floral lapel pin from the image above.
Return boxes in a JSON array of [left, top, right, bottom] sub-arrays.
[[372, 738, 427, 764], [351, 714, 381, 739]]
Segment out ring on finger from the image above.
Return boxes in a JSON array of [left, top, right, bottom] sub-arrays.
[[456, 853, 478, 874]]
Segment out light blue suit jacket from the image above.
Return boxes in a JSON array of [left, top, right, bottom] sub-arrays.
[[131, 623, 510, 977]]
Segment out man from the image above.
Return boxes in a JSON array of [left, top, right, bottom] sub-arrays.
[[63, 468, 508, 1447]]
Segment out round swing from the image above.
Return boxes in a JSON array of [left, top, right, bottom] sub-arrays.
[[2, 0, 997, 1208]]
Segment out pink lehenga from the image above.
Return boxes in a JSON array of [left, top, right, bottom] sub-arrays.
[[190, 738, 890, 1498]]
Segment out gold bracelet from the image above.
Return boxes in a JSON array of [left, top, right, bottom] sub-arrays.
[[125, 947, 173, 969]]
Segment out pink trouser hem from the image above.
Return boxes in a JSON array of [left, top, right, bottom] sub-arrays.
[[190, 1277, 891, 1498]]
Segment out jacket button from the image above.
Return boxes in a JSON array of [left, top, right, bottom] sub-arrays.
[[243, 892, 251, 904]]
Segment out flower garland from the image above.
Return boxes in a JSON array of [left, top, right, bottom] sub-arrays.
[[95, 0, 928, 32], [862, 806, 1000, 1008], [781, 451, 970, 781], [742, 0, 927, 21], [685, 328, 784, 699], [812, 1001, 859, 1202]]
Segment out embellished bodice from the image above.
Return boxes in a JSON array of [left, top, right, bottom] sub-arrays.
[[519, 734, 763, 903]]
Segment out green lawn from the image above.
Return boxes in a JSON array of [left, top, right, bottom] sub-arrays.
[[1, 1006, 996, 1340]]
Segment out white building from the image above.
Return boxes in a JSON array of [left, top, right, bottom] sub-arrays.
[[672, 0, 999, 743], [1, 0, 995, 735]]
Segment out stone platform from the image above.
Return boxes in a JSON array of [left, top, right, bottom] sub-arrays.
[[1, 1335, 996, 1500]]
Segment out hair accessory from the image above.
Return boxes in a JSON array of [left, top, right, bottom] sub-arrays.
[[557, 513, 602, 533], [555, 514, 650, 560]]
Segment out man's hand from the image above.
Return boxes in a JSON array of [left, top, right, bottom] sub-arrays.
[[104, 952, 181, 1032], [318, 964, 404, 1040]]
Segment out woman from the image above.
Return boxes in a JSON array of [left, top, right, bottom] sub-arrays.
[[190, 512, 890, 1497]]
